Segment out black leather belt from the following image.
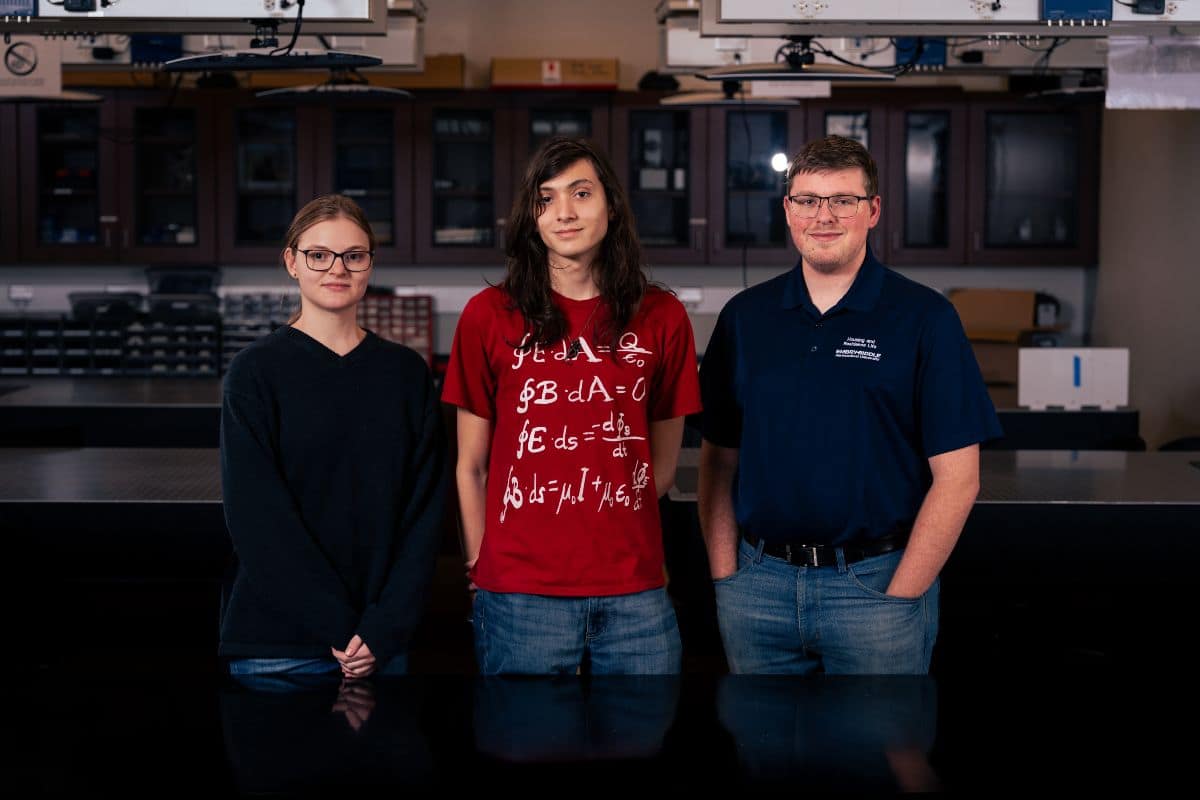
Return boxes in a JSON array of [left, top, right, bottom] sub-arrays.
[[742, 530, 910, 568]]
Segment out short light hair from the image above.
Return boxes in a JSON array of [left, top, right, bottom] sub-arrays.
[[785, 135, 879, 197]]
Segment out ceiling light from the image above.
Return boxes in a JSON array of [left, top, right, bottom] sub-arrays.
[[4, 90, 102, 103], [661, 79, 800, 106], [163, 50, 382, 73], [256, 68, 412, 102], [699, 60, 894, 82]]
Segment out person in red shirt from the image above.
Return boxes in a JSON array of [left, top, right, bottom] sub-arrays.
[[442, 137, 702, 675]]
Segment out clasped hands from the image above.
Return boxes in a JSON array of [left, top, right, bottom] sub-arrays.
[[332, 634, 376, 680]]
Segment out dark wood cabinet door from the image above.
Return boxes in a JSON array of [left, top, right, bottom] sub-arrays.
[[18, 99, 121, 262], [805, 98, 891, 262], [117, 90, 218, 265], [413, 93, 514, 265], [611, 97, 707, 265], [708, 104, 806, 266], [511, 92, 612, 161], [0, 104, 18, 265], [313, 103, 415, 267], [967, 98, 1100, 266], [886, 100, 968, 266], [215, 98, 318, 265]]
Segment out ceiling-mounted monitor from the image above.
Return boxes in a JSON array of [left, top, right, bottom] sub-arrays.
[[163, 50, 383, 72], [0, 0, 417, 35], [698, 0, 1200, 37]]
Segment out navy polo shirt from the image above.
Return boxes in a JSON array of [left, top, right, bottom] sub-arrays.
[[699, 250, 1001, 546]]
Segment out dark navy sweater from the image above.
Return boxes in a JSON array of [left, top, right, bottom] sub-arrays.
[[218, 326, 448, 664]]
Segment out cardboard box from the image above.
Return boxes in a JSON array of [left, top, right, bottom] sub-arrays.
[[950, 288, 1065, 389], [490, 58, 619, 89], [970, 341, 1020, 385], [1018, 348, 1130, 410], [987, 383, 1019, 410], [948, 288, 1038, 342]]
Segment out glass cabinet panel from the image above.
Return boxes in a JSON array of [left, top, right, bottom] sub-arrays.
[[36, 108, 100, 245], [726, 111, 787, 248], [529, 109, 591, 153], [235, 108, 296, 245], [984, 112, 1079, 248], [824, 110, 871, 148], [134, 108, 198, 247], [335, 109, 394, 245], [903, 111, 950, 249], [628, 110, 690, 248], [432, 110, 494, 248]]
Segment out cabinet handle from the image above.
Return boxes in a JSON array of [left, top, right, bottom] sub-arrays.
[[495, 218, 507, 250], [689, 217, 707, 252]]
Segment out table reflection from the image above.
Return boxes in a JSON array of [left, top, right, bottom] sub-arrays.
[[473, 676, 681, 762], [717, 676, 940, 791], [220, 676, 433, 791]]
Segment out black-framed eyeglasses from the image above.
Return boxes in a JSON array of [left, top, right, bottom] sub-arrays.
[[295, 248, 375, 272], [785, 194, 873, 219]]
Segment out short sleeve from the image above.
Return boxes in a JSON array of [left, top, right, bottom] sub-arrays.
[[917, 302, 1004, 457], [441, 292, 498, 420], [648, 297, 702, 421], [698, 306, 742, 448]]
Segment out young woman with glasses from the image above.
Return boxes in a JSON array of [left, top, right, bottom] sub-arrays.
[[219, 194, 447, 682]]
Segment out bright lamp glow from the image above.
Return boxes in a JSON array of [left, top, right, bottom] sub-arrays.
[[770, 153, 789, 173]]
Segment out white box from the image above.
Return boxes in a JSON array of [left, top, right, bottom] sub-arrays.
[[1018, 348, 1130, 411]]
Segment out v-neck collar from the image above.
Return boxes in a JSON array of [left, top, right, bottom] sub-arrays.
[[282, 325, 375, 366]]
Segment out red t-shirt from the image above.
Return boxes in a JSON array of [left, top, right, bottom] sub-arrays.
[[442, 285, 702, 596]]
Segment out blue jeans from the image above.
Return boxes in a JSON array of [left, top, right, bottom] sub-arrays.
[[228, 654, 409, 691], [714, 538, 938, 675], [472, 588, 682, 675]]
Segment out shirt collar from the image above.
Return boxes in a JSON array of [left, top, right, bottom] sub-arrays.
[[780, 246, 885, 318]]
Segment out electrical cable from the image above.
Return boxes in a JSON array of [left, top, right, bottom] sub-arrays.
[[739, 87, 752, 289], [271, 0, 306, 57]]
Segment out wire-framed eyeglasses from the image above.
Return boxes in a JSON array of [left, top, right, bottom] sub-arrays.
[[295, 248, 375, 272], [785, 194, 872, 219]]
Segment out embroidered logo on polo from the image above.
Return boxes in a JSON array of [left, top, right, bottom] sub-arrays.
[[834, 336, 881, 362]]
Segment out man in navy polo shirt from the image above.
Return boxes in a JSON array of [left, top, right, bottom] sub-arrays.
[[698, 135, 1000, 674]]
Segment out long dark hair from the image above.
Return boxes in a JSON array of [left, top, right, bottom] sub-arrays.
[[501, 137, 647, 352]]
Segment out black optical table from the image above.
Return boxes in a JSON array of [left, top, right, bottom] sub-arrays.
[[667, 448, 1200, 670], [5, 447, 1199, 674], [6, 449, 1199, 791], [0, 378, 221, 446], [988, 408, 1142, 450], [3, 378, 1140, 450], [1, 448, 227, 673], [14, 670, 1197, 794]]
